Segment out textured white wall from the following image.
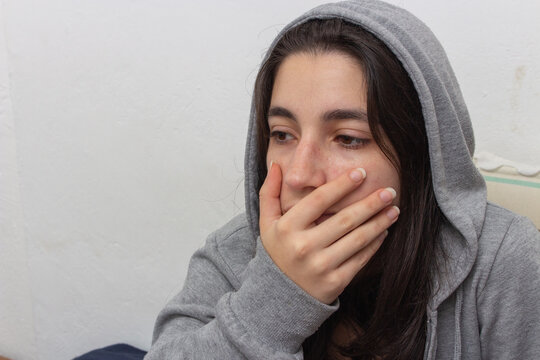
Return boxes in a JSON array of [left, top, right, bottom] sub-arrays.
[[0, 1, 538, 359], [0, 6, 37, 359]]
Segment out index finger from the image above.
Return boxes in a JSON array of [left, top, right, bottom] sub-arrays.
[[282, 168, 366, 229], [259, 161, 283, 232]]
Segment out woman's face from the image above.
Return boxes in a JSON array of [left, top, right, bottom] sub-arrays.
[[266, 52, 400, 220]]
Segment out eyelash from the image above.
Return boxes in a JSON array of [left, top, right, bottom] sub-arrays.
[[336, 134, 370, 150], [269, 131, 369, 150], [270, 131, 293, 144]]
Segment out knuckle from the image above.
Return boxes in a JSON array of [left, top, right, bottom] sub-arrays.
[[353, 231, 368, 247], [274, 219, 288, 235], [325, 272, 345, 293], [376, 211, 393, 229], [358, 244, 378, 265], [309, 190, 329, 206], [367, 195, 383, 212], [337, 211, 357, 233], [292, 240, 310, 259], [311, 255, 331, 274], [258, 183, 270, 198], [357, 253, 372, 270]]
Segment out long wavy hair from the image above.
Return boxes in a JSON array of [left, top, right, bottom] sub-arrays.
[[253, 19, 445, 359]]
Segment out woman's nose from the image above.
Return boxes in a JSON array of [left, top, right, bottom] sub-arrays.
[[283, 141, 326, 191]]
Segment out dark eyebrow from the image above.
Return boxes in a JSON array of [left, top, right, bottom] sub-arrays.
[[268, 106, 296, 121], [268, 106, 368, 123], [323, 109, 368, 122]]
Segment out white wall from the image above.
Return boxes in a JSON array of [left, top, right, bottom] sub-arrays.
[[0, 1, 538, 359]]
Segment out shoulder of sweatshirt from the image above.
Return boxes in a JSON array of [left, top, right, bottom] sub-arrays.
[[471, 202, 540, 295]]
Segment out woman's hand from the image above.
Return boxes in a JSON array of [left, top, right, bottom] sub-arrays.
[[259, 162, 399, 304]]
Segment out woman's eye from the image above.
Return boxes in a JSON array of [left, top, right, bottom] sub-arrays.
[[270, 131, 293, 143], [336, 135, 369, 149]]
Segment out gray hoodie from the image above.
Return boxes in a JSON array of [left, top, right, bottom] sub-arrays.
[[145, 1, 540, 359]]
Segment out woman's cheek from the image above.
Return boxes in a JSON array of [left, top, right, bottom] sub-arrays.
[[266, 144, 289, 166], [332, 156, 400, 207], [364, 167, 401, 205]]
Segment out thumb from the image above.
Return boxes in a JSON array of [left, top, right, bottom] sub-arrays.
[[259, 161, 283, 232]]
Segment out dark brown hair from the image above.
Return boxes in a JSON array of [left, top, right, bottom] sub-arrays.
[[254, 19, 444, 359]]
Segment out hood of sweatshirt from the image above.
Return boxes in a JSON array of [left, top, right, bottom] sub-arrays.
[[243, 0, 487, 311]]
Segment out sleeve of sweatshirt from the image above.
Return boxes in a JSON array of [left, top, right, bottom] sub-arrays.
[[477, 216, 540, 359], [144, 226, 338, 360]]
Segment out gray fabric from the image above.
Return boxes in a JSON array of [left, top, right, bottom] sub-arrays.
[[146, 1, 540, 359]]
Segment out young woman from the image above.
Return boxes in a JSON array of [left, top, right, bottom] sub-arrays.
[[145, 1, 540, 359]]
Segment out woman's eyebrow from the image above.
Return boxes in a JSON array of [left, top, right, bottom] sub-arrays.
[[324, 109, 368, 122], [268, 106, 368, 123], [268, 106, 296, 121]]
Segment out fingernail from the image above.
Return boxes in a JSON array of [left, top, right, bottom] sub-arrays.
[[349, 168, 366, 182], [386, 206, 400, 221], [379, 187, 396, 202]]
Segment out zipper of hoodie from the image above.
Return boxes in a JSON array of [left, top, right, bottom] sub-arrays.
[[453, 287, 463, 360], [424, 311, 437, 360]]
